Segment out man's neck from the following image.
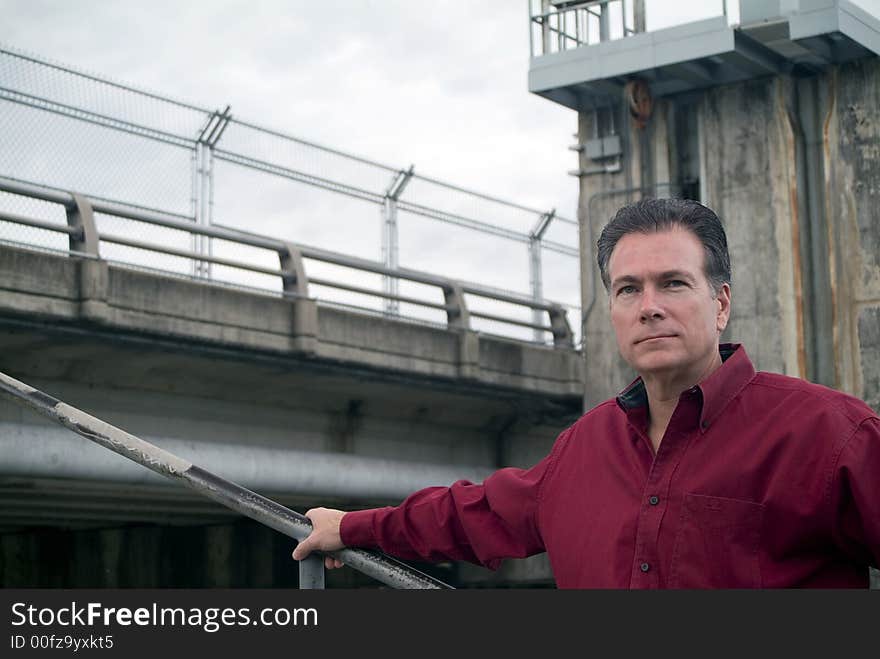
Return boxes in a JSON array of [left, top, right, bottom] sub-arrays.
[[642, 348, 723, 451]]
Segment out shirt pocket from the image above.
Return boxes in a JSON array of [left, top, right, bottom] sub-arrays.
[[668, 493, 765, 589]]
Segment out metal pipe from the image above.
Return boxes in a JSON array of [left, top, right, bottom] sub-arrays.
[[0, 371, 455, 589], [396, 199, 531, 243], [0, 88, 194, 148], [0, 423, 492, 500], [93, 204, 282, 250], [228, 118, 399, 173], [99, 233, 284, 277], [469, 310, 551, 332], [0, 175, 78, 207], [213, 150, 385, 206], [0, 210, 78, 235], [396, 174, 576, 225], [461, 284, 558, 311], [308, 277, 453, 311]]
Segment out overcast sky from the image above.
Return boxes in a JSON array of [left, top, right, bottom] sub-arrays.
[[4, 0, 878, 343], [2, 0, 581, 216], [5, 0, 877, 211]]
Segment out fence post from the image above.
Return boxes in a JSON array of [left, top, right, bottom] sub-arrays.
[[280, 242, 318, 354], [298, 555, 326, 589], [529, 209, 555, 343], [380, 197, 399, 316], [529, 237, 544, 342], [541, 0, 551, 54], [382, 166, 414, 316], [192, 141, 210, 279], [599, 1, 611, 41], [194, 106, 232, 280]]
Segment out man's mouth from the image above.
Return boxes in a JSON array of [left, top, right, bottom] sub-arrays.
[[635, 334, 677, 344]]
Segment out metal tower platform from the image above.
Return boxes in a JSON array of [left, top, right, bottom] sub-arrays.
[[529, 0, 880, 111]]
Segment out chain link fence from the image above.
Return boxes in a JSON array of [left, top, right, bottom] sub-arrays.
[[0, 43, 581, 346]]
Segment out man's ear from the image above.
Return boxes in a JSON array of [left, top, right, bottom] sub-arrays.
[[715, 283, 731, 333]]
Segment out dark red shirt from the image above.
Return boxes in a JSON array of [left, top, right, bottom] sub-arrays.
[[341, 344, 880, 588]]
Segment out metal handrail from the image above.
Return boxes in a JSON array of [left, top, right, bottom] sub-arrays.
[[530, 0, 633, 56], [0, 370, 453, 589], [0, 175, 574, 346], [0, 209, 80, 236]]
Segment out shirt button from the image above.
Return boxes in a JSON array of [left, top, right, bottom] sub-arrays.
[[649, 495, 659, 505], [640, 562, 650, 573]]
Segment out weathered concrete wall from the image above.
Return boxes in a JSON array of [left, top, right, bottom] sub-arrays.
[[825, 58, 880, 410], [577, 59, 879, 413], [700, 78, 803, 377]]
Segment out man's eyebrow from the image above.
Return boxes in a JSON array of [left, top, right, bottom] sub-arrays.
[[610, 274, 640, 289], [658, 270, 696, 281], [610, 271, 697, 288]]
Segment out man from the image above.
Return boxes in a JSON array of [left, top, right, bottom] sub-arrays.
[[292, 198, 880, 588]]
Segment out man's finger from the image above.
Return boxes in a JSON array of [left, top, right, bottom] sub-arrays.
[[292, 538, 312, 561]]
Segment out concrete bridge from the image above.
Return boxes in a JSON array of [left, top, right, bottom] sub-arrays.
[[0, 179, 584, 588]]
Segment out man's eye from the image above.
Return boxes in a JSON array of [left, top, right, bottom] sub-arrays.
[[617, 285, 636, 296], [665, 280, 686, 288]]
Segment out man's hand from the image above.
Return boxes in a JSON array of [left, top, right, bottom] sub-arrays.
[[291, 507, 347, 570]]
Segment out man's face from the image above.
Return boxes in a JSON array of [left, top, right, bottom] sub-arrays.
[[608, 226, 730, 380]]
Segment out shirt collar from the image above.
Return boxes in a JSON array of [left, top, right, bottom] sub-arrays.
[[616, 343, 756, 431], [696, 343, 756, 429]]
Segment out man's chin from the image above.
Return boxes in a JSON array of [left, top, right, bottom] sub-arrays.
[[629, 351, 682, 374]]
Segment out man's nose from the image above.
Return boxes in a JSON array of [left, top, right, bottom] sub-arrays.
[[638, 287, 665, 322]]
